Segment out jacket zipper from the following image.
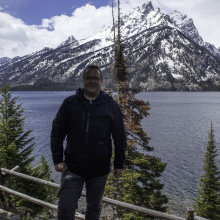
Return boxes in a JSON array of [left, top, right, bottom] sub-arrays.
[[86, 101, 92, 133], [85, 112, 90, 145], [82, 112, 85, 128], [85, 101, 92, 145], [86, 113, 90, 133], [83, 99, 107, 145]]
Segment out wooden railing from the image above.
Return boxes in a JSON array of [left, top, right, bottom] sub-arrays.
[[0, 167, 208, 220]]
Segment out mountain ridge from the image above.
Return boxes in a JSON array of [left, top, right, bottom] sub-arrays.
[[1, 1, 220, 91]]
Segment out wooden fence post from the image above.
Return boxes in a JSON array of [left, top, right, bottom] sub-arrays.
[[187, 208, 194, 220], [0, 166, 8, 210], [0, 166, 20, 210]]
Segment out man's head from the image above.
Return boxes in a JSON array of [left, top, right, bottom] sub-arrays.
[[83, 65, 103, 81], [83, 65, 103, 100]]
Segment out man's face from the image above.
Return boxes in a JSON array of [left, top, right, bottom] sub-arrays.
[[83, 68, 102, 99]]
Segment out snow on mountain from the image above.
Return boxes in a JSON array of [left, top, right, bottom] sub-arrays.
[[0, 57, 11, 66], [1, 1, 220, 91], [72, 2, 175, 48], [170, 11, 204, 45], [63, 1, 219, 58], [58, 35, 79, 48]]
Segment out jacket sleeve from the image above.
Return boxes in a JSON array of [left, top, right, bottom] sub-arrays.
[[50, 99, 68, 165], [111, 100, 127, 170]]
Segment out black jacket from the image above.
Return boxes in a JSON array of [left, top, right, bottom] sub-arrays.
[[51, 89, 127, 177]]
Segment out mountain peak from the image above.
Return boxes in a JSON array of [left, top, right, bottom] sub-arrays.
[[0, 57, 11, 66], [58, 35, 78, 48], [129, 1, 154, 19], [171, 10, 188, 25], [138, 1, 154, 14], [1, 1, 220, 92], [170, 10, 203, 45]]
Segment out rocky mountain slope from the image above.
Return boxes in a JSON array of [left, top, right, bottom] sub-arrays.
[[0, 1, 220, 91]]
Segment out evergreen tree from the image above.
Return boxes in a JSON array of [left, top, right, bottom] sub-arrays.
[[112, 0, 152, 151], [105, 145, 168, 219], [104, 1, 168, 219], [0, 83, 34, 170], [0, 83, 57, 219], [195, 123, 220, 219]]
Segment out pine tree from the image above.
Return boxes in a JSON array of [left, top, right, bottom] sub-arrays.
[[105, 145, 168, 219], [195, 122, 220, 219], [104, 1, 168, 219], [112, 0, 152, 151], [0, 83, 57, 218], [0, 83, 34, 170]]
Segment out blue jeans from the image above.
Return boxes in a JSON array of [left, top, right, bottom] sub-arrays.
[[57, 170, 108, 220]]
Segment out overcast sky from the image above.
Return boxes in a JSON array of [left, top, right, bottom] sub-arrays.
[[0, 0, 219, 58]]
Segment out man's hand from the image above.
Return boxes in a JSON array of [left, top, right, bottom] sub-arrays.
[[114, 169, 123, 178], [55, 162, 67, 173]]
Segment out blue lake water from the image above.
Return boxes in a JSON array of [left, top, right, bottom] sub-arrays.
[[11, 91, 220, 217]]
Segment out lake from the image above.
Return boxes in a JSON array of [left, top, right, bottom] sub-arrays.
[[11, 91, 220, 217]]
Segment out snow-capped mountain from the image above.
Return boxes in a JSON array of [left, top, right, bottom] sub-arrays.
[[170, 10, 220, 57], [57, 35, 79, 48], [0, 57, 12, 66], [170, 11, 204, 46], [0, 1, 220, 91]]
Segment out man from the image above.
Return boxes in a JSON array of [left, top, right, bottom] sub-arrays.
[[50, 65, 127, 220]]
